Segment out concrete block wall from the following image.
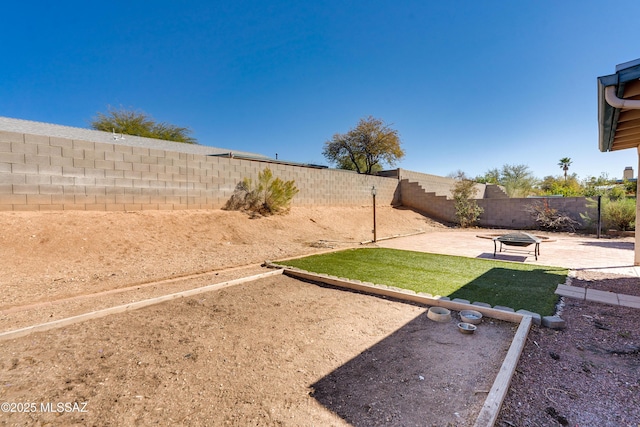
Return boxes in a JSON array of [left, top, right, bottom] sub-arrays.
[[0, 131, 399, 211], [398, 169, 458, 198], [484, 184, 509, 199], [399, 180, 455, 222], [396, 168, 489, 199], [478, 197, 594, 229], [0, 129, 596, 230], [400, 176, 594, 229]]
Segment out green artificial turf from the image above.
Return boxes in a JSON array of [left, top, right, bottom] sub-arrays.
[[276, 248, 567, 316]]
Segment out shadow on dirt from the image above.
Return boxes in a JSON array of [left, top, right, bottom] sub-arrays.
[[310, 311, 512, 426]]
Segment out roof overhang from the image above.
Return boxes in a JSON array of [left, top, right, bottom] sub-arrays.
[[598, 58, 640, 152]]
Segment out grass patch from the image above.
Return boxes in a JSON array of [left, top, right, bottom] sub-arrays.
[[276, 248, 567, 316]]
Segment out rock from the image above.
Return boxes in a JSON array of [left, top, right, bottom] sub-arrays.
[[493, 305, 515, 312], [472, 301, 491, 308], [542, 315, 566, 329]]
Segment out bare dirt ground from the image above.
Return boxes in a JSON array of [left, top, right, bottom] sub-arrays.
[[0, 207, 638, 426]]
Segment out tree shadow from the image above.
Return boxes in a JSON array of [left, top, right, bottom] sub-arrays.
[[307, 265, 562, 425], [580, 241, 634, 250]]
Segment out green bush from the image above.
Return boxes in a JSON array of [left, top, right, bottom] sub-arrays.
[[607, 185, 626, 201], [224, 168, 299, 216], [452, 179, 483, 228], [603, 197, 636, 231]]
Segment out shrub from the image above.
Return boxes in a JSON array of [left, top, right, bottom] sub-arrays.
[[580, 196, 636, 232], [602, 197, 635, 231], [452, 179, 483, 228], [526, 199, 579, 232], [607, 185, 626, 201], [224, 168, 299, 216]]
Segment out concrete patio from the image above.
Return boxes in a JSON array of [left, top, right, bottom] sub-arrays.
[[376, 229, 638, 276]]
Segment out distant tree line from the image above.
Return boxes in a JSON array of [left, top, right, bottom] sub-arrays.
[[473, 162, 636, 199], [468, 160, 636, 231]]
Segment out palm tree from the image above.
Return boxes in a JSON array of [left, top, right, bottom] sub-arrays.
[[558, 157, 572, 181]]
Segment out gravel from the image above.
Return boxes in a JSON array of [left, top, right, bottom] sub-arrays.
[[497, 270, 640, 427]]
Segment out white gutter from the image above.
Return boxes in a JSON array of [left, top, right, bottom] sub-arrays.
[[605, 85, 640, 109]]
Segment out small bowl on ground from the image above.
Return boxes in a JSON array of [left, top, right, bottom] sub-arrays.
[[459, 309, 483, 325], [458, 322, 477, 334], [427, 306, 451, 322]]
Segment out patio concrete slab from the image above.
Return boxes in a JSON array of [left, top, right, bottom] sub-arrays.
[[376, 230, 637, 275]]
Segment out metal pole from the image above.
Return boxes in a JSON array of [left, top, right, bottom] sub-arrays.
[[597, 195, 602, 239], [373, 192, 377, 242]]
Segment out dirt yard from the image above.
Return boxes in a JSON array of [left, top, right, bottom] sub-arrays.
[[0, 207, 514, 426], [0, 207, 638, 426]]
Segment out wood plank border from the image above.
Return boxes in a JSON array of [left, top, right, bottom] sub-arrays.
[[474, 315, 531, 427], [280, 267, 526, 323], [0, 269, 283, 342]]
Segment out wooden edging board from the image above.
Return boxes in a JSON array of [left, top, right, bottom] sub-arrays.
[[278, 266, 526, 323], [0, 269, 283, 342], [276, 266, 532, 427], [474, 315, 531, 427]]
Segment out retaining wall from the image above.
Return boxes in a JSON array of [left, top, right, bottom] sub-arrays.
[[388, 169, 506, 200], [400, 176, 595, 229], [0, 129, 597, 230], [0, 131, 399, 211], [397, 169, 460, 198], [478, 197, 594, 229]]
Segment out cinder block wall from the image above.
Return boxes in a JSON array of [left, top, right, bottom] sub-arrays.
[[398, 169, 459, 198], [396, 169, 488, 199], [400, 176, 594, 229], [478, 197, 594, 229], [0, 130, 597, 230], [398, 180, 455, 222], [484, 184, 509, 199], [0, 131, 399, 211]]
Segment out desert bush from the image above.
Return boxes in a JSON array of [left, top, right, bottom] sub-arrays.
[[602, 197, 635, 231], [580, 196, 636, 232], [224, 168, 299, 216], [607, 185, 626, 201], [452, 179, 483, 228], [526, 199, 579, 232]]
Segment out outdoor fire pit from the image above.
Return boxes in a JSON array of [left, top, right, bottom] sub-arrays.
[[492, 232, 542, 260]]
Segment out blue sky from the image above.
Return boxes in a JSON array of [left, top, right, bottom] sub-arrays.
[[2, 1, 639, 180]]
